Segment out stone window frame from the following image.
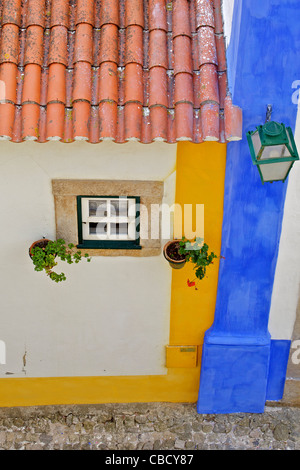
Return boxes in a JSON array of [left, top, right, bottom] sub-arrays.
[[52, 179, 164, 257]]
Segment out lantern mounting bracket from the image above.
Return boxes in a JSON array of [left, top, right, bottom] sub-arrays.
[[265, 104, 272, 123]]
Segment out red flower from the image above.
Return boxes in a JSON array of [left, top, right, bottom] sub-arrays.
[[187, 279, 196, 287]]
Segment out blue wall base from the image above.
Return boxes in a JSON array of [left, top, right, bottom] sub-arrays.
[[197, 334, 271, 414]]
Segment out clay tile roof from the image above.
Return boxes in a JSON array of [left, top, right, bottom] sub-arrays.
[[0, 0, 242, 143]]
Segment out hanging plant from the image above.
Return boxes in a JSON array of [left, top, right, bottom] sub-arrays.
[[29, 238, 91, 283], [164, 237, 223, 289]]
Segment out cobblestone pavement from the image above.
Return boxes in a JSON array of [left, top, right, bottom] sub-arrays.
[[0, 403, 299, 450]]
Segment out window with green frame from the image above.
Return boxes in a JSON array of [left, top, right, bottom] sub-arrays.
[[76, 196, 141, 249]]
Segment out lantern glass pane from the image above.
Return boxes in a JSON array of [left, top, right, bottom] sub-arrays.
[[260, 144, 291, 160], [259, 161, 292, 182], [286, 129, 295, 155], [251, 130, 262, 158]]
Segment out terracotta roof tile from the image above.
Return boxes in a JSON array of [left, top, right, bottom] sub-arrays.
[[47, 101, 65, 139], [0, 24, 19, 64], [195, 0, 215, 29], [175, 101, 193, 141], [173, 0, 191, 38], [24, 25, 44, 66], [0, 63, 18, 102], [74, 23, 93, 63], [174, 72, 193, 104], [99, 24, 119, 64], [76, 0, 95, 27], [27, 0, 46, 28], [128, 102, 144, 141], [98, 0, 119, 28], [148, 0, 167, 32], [217, 70, 227, 108], [0, 0, 242, 143], [73, 100, 90, 139], [201, 101, 220, 141], [2, 0, 22, 27], [125, 0, 145, 28], [199, 63, 219, 104], [125, 25, 143, 66], [98, 62, 118, 103], [50, 0, 69, 28], [0, 102, 15, 138], [173, 35, 193, 75], [224, 95, 243, 142], [213, 0, 224, 34], [22, 63, 42, 103], [48, 25, 68, 65], [149, 29, 168, 69], [198, 26, 217, 66], [125, 63, 143, 103], [150, 106, 168, 141], [215, 33, 226, 72], [47, 63, 66, 103], [149, 66, 168, 107], [22, 102, 40, 140]]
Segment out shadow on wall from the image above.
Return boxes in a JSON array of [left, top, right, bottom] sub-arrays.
[[0, 340, 5, 365], [282, 294, 300, 406]]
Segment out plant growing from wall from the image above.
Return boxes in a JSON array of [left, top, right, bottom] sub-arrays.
[[29, 238, 91, 283]]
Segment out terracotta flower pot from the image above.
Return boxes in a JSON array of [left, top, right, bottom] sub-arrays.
[[163, 240, 186, 269], [29, 238, 57, 272], [29, 238, 51, 258]]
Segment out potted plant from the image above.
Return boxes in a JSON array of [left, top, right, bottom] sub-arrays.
[[29, 238, 91, 283], [163, 239, 187, 269], [163, 237, 222, 288]]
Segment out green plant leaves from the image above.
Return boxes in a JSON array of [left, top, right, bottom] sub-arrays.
[[178, 237, 218, 282], [30, 239, 91, 283]]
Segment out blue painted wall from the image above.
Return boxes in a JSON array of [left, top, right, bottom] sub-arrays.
[[266, 340, 291, 401], [198, 0, 300, 413]]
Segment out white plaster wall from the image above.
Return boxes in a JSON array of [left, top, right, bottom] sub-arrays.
[[0, 141, 177, 378], [222, 0, 235, 49], [222, 0, 242, 99], [268, 105, 300, 339]]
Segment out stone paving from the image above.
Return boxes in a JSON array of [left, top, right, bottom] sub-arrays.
[[0, 403, 299, 450]]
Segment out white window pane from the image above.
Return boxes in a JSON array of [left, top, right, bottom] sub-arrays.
[[89, 222, 107, 235], [110, 199, 128, 217], [111, 223, 128, 235], [89, 200, 107, 217]]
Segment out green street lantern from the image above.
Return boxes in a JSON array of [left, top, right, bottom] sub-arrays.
[[247, 110, 299, 184]]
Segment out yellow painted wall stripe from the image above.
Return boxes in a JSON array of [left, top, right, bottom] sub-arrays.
[[170, 142, 227, 347], [0, 370, 200, 407], [0, 142, 226, 407]]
